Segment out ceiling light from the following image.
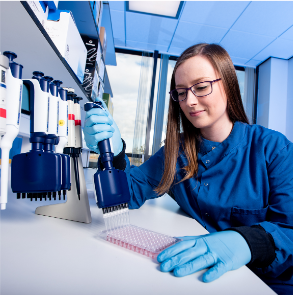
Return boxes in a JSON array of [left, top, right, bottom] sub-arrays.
[[128, 1, 181, 18]]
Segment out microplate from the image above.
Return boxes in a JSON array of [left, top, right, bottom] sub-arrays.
[[100, 224, 181, 259]]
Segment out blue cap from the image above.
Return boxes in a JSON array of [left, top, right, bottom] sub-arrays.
[[32, 71, 49, 92], [10, 62, 23, 79], [3, 51, 17, 64], [53, 80, 63, 88], [59, 88, 68, 101]]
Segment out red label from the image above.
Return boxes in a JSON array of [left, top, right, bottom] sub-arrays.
[[0, 108, 6, 118], [68, 114, 75, 120], [75, 120, 81, 126]]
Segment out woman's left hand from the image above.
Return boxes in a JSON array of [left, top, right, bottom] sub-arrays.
[[157, 230, 251, 282]]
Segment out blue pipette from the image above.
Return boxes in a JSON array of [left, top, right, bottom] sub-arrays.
[[84, 102, 131, 213]]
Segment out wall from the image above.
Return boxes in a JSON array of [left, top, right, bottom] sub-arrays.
[[257, 57, 292, 140], [286, 57, 293, 142]]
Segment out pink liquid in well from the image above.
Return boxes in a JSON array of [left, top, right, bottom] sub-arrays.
[[101, 224, 180, 259]]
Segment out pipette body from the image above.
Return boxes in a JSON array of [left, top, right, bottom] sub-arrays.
[[53, 81, 70, 199], [0, 54, 9, 136], [63, 91, 81, 199], [0, 51, 23, 210], [55, 85, 68, 153], [11, 73, 71, 201], [84, 102, 130, 213]]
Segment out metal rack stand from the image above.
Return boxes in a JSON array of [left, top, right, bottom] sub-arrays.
[[35, 155, 92, 223]]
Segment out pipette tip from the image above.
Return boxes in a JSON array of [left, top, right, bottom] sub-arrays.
[[102, 202, 129, 214]]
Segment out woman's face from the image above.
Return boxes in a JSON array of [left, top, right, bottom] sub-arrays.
[[175, 55, 231, 132]]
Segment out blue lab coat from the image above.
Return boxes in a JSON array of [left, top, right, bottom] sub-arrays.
[[125, 121, 293, 294]]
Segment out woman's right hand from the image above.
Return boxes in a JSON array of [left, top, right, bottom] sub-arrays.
[[83, 100, 123, 156]]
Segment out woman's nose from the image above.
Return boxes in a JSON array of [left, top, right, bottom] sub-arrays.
[[185, 89, 198, 106]]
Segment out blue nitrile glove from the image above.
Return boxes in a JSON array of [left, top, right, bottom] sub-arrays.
[[157, 231, 251, 282], [83, 99, 123, 156]]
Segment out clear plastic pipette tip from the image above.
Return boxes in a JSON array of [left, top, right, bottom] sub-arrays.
[[102, 203, 130, 230]]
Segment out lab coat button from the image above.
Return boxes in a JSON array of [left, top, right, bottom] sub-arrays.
[[204, 183, 208, 186], [206, 160, 210, 164]]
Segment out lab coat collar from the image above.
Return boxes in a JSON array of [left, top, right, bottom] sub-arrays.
[[198, 121, 247, 169]]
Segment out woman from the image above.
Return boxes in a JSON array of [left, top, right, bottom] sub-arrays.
[[84, 44, 293, 295]]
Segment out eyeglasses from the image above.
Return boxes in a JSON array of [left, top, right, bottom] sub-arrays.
[[169, 78, 222, 102]]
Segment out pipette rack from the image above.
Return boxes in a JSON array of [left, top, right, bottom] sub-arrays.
[[35, 154, 92, 223]]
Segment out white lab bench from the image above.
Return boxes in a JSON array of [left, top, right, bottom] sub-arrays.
[[0, 168, 276, 295]]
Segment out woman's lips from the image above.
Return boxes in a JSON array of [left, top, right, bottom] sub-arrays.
[[189, 110, 205, 117]]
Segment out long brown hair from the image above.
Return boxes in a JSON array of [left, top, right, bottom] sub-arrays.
[[155, 43, 249, 195]]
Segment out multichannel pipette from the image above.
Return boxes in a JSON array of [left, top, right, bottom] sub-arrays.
[[0, 51, 23, 210], [11, 71, 71, 201], [11, 72, 60, 200], [33, 86, 91, 223], [52, 80, 71, 200], [84, 101, 131, 227]]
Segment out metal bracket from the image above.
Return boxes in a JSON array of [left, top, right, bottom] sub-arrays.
[[35, 155, 92, 223]]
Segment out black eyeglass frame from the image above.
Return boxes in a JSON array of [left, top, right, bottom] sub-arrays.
[[170, 78, 222, 102]]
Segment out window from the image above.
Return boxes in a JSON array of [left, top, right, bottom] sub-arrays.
[[106, 52, 142, 155]]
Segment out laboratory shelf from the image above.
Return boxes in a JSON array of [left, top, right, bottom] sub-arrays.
[[57, 1, 113, 97], [58, 1, 101, 41], [0, 1, 88, 124], [57, 1, 106, 69]]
